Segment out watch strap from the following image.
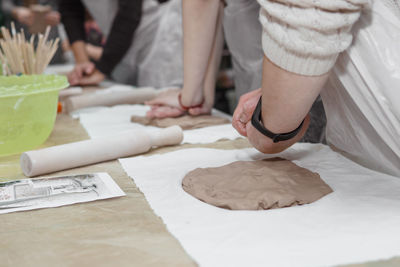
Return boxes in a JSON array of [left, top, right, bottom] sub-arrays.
[[251, 97, 304, 143]]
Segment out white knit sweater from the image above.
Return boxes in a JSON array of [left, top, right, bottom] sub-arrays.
[[257, 0, 371, 76]]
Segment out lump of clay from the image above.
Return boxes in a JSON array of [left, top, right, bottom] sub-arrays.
[[131, 115, 230, 130], [182, 158, 332, 210]]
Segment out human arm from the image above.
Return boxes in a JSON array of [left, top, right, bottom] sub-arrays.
[[189, 3, 224, 116], [59, 0, 143, 85], [146, 0, 224, 118], [233, 56, 327, 153], [59, 0, 96, 84], [94, 0, 142, 76], [232, 0, 369, 153]]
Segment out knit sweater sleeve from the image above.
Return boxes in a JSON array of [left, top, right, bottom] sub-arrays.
[[257, 0, 371, 76]]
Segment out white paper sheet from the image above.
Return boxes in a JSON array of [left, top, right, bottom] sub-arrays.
[[71, 104, 242, 144], [119, 144, 400, 267], [0, 173, 125, 214]]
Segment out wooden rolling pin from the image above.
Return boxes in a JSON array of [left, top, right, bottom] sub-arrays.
[[21, 126, 183, 177], [59, 87, 83, 98], [65, 87, 158, 113]]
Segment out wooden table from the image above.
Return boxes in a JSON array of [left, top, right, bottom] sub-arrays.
[[0, 114, 398, 267]]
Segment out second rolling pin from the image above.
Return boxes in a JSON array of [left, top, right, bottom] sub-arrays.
[[65, 87, 158, 113], [21, 126, 183, 177]]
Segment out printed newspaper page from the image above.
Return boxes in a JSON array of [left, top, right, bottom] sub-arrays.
[[0, 173, 125, 214]]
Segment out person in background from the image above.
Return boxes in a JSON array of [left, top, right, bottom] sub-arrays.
[[1, 0, 65, 64], [60, 0, 183, 88], [146, 0, 264, 118]]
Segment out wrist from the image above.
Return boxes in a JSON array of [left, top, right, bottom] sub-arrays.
[[180, 87, 204, 107], [72, 41, 90, 63], [178, 93, 204, 111]]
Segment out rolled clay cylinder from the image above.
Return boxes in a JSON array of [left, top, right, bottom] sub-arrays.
[[65, 87, 158, 113], [21, 126, 183, 177]]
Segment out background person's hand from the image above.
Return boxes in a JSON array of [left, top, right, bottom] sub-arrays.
[[232, 88, 262, 136], [14, 7, 34, 26], [67, 62, 105, 86], [44, 11, 61, 26], [78, 69, 105, 85], [186, 101, 212, 116]]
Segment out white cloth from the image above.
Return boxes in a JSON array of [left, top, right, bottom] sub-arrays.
[[71, 104, 241, 144], [119, 143, 400, 267]]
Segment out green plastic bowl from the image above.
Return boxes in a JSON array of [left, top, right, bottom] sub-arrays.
[[0, 75, 69, 156]]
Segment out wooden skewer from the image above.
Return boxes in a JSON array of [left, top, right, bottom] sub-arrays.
[[0, 24, 59, 75]]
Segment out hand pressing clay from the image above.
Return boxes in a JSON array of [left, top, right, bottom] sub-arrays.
[[182, 158, 332, 210], [131, 115, 230, 130]]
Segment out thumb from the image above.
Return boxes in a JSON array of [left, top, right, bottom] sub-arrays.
[[239, 95, 260, 124]]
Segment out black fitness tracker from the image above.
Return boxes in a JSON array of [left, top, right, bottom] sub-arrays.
[[251, 97, 304, 143]]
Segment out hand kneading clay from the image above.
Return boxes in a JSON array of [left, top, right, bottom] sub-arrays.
[[131, 115, 230, 130], [182, 158, 332, 210]]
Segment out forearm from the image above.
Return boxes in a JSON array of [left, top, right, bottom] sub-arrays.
[[71, 41, 89, 63], [242, 56, 327, 154], [181, 0, 221, 106], [201, 3, 224, 109], [260, 56, 328, 134]]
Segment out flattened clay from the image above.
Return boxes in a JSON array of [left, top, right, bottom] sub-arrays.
[[131, 115, 230, 130], [182, 158, 332, 210]]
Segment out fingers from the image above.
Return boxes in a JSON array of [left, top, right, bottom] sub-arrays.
[[78, 76, 97, 86], [67, 63, 97, 85], [67, 71, 79, 86], [145, 97, 168, 107], [75, 63, 95, 79], [232, 88, 262, 137], [240, 93, 260, 124], [85, 64, 95, 75], [188, 105, 211, 116], [146, 106, 184, 119], [232, 117, 247, 137], [72, 65, 84, 80], [78, 71, 104, 86], [144, 88, 182, 109]]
